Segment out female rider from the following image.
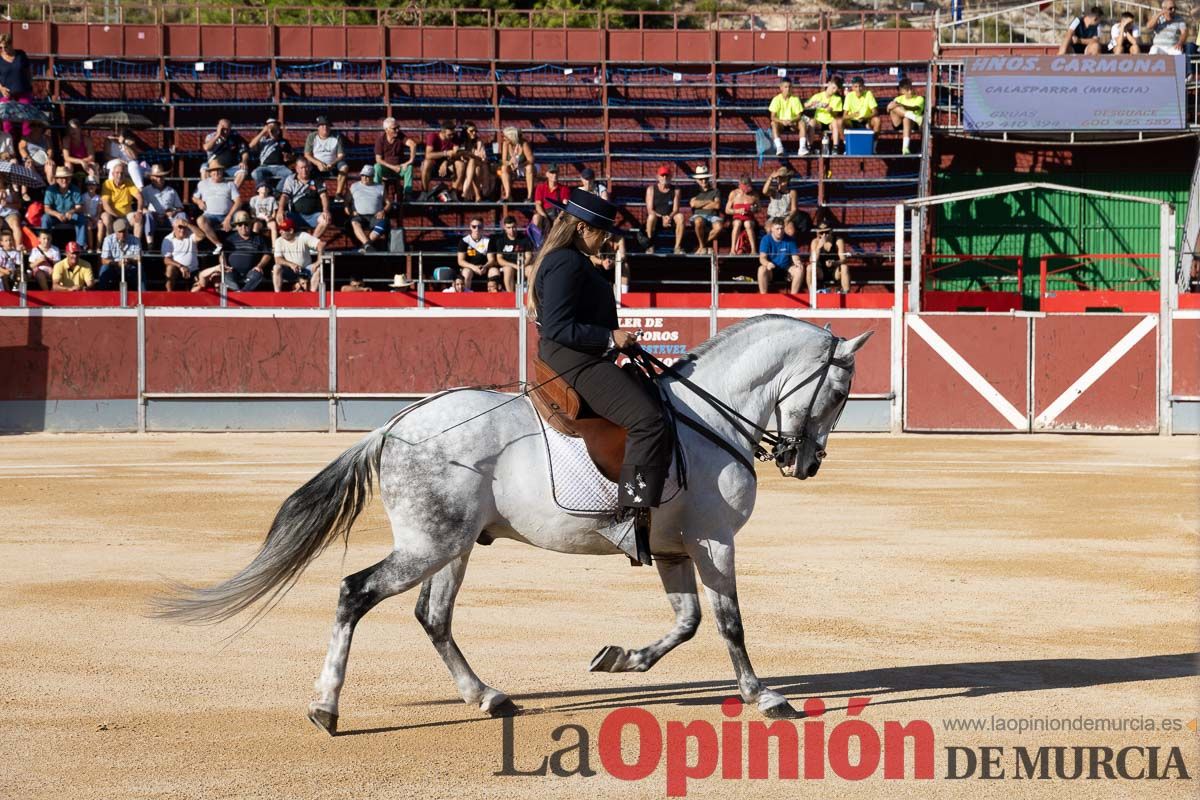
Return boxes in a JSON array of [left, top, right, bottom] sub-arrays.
[[528, 188, 671, 566]]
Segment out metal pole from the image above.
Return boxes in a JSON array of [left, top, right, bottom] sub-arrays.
[[17, 249, 26, 308], [328, 299, 338, 433], [517, 251, 527, 386], [119, 257, 128, 308], [892, 203, 905, 433], [709, 250, 718, 337], [137, 303, 146, 433], [1159, 202, 1174, 435], [416, 252, 425, 308], [328, 252, 336, 307], [318, 253, 328, 308], [910, 208, 921, 313], [136, 253, 143, 307], [614, 247, 624, 305]]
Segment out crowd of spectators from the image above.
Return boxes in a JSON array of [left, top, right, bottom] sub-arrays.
[[1060, 1, 1195, 55]]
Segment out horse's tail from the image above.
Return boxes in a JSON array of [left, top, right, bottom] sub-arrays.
[[152, 428, 388, 625]]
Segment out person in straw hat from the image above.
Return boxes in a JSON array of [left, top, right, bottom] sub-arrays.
[[528, 188, 671, 567]]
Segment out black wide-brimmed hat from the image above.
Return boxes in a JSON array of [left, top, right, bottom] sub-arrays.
[[547, 187, 623, 236]]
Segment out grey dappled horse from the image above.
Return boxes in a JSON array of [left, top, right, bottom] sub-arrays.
[[158, 315, 871, 734]]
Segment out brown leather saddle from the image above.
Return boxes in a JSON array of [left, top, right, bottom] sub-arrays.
[[528, 355, 626, 483]]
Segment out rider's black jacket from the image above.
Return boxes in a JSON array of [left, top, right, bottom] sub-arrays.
[[534, 248, 617, 356]]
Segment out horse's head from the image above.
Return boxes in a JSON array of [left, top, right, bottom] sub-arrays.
[[775, 330, 872, 480]]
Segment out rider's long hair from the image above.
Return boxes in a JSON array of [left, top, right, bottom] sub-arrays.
[[526, 211, 585, 317]]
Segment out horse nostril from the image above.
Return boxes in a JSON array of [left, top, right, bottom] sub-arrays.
[[816, 449, 827, 461], [807, 462, 820, 477]]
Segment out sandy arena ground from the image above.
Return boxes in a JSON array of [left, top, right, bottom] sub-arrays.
[[2, 432, 1198, 799]]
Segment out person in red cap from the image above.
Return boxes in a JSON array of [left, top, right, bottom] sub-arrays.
[[51, 241, 95, 291], [644, 165, 684, 254]]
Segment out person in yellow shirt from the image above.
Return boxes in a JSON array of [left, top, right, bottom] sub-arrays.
[[51, 242, 96, 291], [799, 76, 844, 156], [100, 160, 143, 239], [886, 77, 926, 156], [843, 76, 881, 135], [768, 77, 803, 157]]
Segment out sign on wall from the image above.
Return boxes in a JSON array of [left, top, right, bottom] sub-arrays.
[[963, 54, 1186, 132]]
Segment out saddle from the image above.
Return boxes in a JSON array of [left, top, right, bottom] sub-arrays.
[[529, 355, 626, 483]]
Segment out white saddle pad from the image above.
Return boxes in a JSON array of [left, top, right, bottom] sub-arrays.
[[531, 398, 680, 514]]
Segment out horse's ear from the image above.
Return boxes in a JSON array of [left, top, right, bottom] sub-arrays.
[[823, 323, 833, 332], [837, 330, 873, 358]]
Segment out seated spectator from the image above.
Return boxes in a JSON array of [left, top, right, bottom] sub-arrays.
[[887, 78, 926, 156], [97, 217, 143, 290], [194, 160, 241, 254], [19, 119, 56, 185], [1147, 0, 1188, 54], [27, 230, 60, 291], [532, 165, 569, 233], [457, 122, 497, 201], [102, 127, 145, 189], [81, 176, 102, 248], [768, 77, 803, 157], [1059, 7, 1104, 55], [100, 161, 143, 248], [444, 275, 467, 293], [0, 175, 25, 242], [0, 228, 21, 290], [799, 77, 845, 156], [688, 164, 723, 255], [762, 167, 799, 241], [645, 166, 685, 254], [51, 241, 94, 291], [421, 120, 463, 196], [41, 166, 88, 247], [725, 175, 759, 255], [249, 184, 279, 243], [579, 167, 608, 200], [0, 129, 14, 161], [348, 165, 390, 253], [807, 223, 851, 294], [843, 76, 881, 134], [61, 119, 99, 183], [140, 164, 183, 249], [488, 215, 534, 292], [305, 116, 350, 198], [1110, 12, 1142, 53], [278, 159, 331, 239], [498, 126, 535, 202], [342, 276, 371, 292], [0, 33, 35, 139], [248, 118, 293, 193], [457, 217, 495, 290], [162, 214, 205, 291], [203, 118, 250, 189], [757, 218, 804, 294], [213, 210, 268, 292], [374, 117, 416, 194], [272, 217, 324, 292]]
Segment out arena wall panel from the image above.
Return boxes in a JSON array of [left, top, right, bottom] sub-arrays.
[[1, 22, 50, 54], [336, 314, 520, 394], [165, 25, 201, 58], [1172, 316, 1200, 397], [0, 314, 137, 401], [236, 27, 273, 59], [144, 315, 329, 395], [905, 314, 1029, 431], [1033, 315, 1158, 432], [53, 24, 89, 56]]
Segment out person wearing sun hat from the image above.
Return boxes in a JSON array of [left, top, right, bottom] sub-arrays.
[[688, 164, 723, 255], [528, 188, 671, 567]]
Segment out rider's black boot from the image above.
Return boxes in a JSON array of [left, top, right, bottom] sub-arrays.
[[630, 508, 653, 567]]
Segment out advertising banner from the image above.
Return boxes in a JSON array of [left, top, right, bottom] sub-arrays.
[[963, 54, 1186, 132]]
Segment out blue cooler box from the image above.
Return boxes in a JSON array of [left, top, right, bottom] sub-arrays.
[[844, 130, 875, 155]]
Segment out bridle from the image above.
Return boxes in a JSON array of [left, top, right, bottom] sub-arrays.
[[632, 333, 852, 478]]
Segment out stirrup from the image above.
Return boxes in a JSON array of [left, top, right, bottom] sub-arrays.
[[631, 508, 653, 568]]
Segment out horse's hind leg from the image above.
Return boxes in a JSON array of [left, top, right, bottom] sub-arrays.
[[415, 551, 518, 717], [308, 548, 447, 735], [590, 554, 701, 673]]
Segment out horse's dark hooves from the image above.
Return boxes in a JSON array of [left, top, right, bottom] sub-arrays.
[[307, 705, 339, 736], [589, 645, 626, 672], [485, 698, 522, 718], [761, 700, 797, 720]]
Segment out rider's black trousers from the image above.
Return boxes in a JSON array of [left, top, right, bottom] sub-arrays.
[[539, 338, 672, 508]]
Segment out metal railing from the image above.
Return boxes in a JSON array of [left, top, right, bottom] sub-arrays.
[[936, 0, 1159, 46]]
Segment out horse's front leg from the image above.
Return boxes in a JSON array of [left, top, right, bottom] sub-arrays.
[[590, 554, 701, 673], [687, 535, 796, 718]]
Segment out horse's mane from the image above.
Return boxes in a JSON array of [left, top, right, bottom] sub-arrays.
[[686, 314, 829, 362]]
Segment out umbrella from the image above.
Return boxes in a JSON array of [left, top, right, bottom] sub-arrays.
[[0, 102, 50, 124], [0, 162, 46, 188], [84, 111, 154, 129]]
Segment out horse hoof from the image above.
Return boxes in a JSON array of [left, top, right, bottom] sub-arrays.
[[481, 690, 520, 717], [589, 645, 627, 672], [760, 696, 797, 719], [307, 704, 339, 736]]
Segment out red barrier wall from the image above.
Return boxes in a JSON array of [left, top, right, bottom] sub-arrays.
[[1033, 315, 1157, 432], [1173, 316, 1200, 398], [144, 316, 328, 394], [0, 315, 137, 400], [337, 315, 519, 394], [905, 315, 1028, 431]]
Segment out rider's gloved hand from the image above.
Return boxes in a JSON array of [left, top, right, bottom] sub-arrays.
[[611, 329, 639, 351]]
